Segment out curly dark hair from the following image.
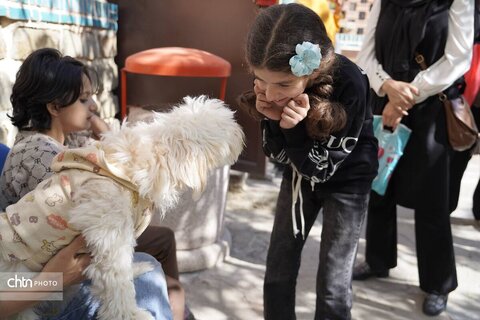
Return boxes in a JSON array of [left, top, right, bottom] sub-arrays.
[[10, 48, 96, 131], [237, 3, 346, 139]]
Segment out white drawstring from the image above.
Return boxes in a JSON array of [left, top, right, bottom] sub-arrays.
[[291, 168, 305, 239]]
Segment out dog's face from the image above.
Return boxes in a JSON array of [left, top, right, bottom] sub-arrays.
[[102, 96, 245, 212]]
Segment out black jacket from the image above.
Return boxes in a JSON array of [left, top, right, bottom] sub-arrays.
[[261, 55, 378, 194]]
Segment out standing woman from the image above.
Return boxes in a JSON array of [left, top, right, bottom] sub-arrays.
[[352, 0, 474, 316], [238, 4, 378, 319]]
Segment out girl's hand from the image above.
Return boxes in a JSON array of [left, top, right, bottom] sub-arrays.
[[382, 101, 404, 130], [280, 94, 310, 129], [381, 79, 418, 110], [42, 236, 91, 288], [254, 80, 282, 120]]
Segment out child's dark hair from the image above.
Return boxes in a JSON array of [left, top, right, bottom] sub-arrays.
[[10, 48, 96, 131], [237, 3, 346, 139]]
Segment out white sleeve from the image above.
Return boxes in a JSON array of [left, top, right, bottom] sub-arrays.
[[356, 0, 391, 97], [411, 0, 474, 103]]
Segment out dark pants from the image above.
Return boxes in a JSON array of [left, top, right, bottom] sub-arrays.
[[264, 174, 368, 320], [366, 97, 459, 295], [474, 180, 480, 220], [136, 226, 179, 280], [449, 149, 473, 213], [366, 180, 458, 295]]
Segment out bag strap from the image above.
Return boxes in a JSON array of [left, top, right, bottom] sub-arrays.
[[414, 53, 428, 70], [415, 52, 448, 102]]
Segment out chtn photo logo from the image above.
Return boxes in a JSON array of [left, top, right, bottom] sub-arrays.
[[7, 274, 59, 288], [0, 272, 63, 301]]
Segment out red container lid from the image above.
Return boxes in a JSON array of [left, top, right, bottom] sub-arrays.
[[124, 47, 231, 78]]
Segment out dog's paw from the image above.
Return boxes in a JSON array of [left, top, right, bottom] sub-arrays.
[[132, 308, 155, 320]]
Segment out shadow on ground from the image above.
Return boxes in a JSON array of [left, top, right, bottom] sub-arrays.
[[181, 164, 480, 320]]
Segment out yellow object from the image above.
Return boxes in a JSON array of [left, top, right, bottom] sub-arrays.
[[296, 0, 340, 43]]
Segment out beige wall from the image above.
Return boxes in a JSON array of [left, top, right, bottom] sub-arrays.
[[0, 17, 118, 146]]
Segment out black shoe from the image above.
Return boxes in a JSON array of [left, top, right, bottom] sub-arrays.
[[352, 261, 389, 280], [423, 293, 448, 316]]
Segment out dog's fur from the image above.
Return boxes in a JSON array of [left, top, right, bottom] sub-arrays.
[[0, 96, 244, 320]]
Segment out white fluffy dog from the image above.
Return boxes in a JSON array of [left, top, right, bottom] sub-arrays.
[[0, 96, 244, 319]]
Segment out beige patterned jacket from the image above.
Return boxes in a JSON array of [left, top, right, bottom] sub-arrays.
[[0, 144, 152, 271]]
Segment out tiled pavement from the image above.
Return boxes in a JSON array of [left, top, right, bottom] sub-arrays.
[[181, 156, 480, 320]]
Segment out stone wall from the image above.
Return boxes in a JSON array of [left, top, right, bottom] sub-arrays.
[[0, 0, 118, 145]]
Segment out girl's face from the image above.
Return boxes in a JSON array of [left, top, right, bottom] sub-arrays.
[[253, 68, 310, 107], [57, 74, 97, 134]]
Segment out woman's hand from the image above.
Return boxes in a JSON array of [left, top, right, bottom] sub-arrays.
[[254, 80, 282, 120], [280, 94, 310, 129], [382, 101, 404, 130], [381, 79, 419, 111], [42, 236, 91, 287], [0, 237, 91, 317]]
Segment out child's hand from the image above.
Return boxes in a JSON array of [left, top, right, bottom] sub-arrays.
[[254, 80, 282, 121], [280, 94, 310, 129]]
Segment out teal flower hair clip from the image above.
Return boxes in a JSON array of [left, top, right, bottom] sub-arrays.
[[289, 41, 322, 77]]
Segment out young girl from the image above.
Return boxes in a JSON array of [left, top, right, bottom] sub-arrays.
[[238, 4, 378, 319], [0, 48, 176, 319]]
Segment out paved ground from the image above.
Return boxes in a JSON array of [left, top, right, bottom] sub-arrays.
[[181, 156, 480, 320]]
